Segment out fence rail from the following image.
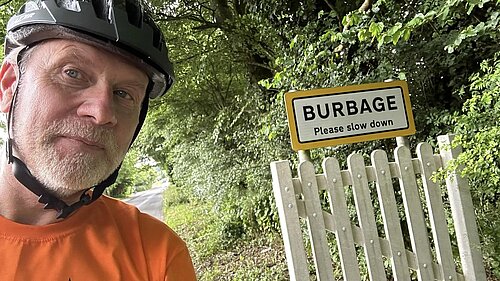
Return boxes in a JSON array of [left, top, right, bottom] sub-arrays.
[[270, 134, 486, 281]]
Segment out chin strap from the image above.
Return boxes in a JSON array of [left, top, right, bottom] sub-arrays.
[[10, 154, 92, 219], [10, 151, 120, 219]]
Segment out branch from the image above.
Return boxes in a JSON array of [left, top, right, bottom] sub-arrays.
[[212, 0, 233, 24], [0, 0, 14, 7], [193, 22, 223, 30], [246, 61, 274, 72], [322, 0, 335, 10], [358, 0, 373, 12], [173, 51, 210, 64]]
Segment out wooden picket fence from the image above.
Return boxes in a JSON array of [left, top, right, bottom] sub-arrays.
[[270, 135, 486, 281]]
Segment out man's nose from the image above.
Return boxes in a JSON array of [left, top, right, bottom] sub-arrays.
[[76, 83, 118, 126]]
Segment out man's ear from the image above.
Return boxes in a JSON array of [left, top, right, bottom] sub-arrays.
[[0, 60, 18, 113]]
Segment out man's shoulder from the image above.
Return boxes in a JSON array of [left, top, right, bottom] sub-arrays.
[[96, 195, 162, 225], [94, 195, 184, 243]]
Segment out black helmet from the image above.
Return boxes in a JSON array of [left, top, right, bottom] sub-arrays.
[[5, 0, 174, 98]]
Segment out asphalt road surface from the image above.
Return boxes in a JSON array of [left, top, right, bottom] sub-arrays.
[[123, 186, 166, 221]]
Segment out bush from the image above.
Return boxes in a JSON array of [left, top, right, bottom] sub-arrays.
[[164, 184, 190, 207], [452, 52, 500, 278], [106, 148, 159, 198]]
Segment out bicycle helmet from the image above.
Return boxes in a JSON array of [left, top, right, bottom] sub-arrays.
[[3, 0, 174, 218], [6, 0, 174, 98]]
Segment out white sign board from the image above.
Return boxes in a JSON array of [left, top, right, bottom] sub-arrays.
[[285, 81, 415, 150]]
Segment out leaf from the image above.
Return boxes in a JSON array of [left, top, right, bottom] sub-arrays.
[[358, 29, 369, 42], [474, 22, 486, 33], [392, 30, 402, 45], [402, 28, 411, 41], [342, 15, 349, 26], [467, 3, 475, 15], [315, 50, 327, 59], [387, 22, 403, 36], [462, 25, 478, 37], [290, 35, 297, 49], [350, 13, 361, 26], [377, 35, 387, 48], [398, 72, 407, 80], [320, 30, 332, 42], [440, 6, 450, 21], [425, 10, 437, 18], [369, 21, 384, 37]]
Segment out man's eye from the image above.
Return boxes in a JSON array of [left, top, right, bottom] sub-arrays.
[[114, 90, 132, 100], [64, 69, 80, 79]]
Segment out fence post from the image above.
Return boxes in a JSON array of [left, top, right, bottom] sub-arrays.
[[437, 134, 486, 281], [298, 150, 311, 162], [396, 136, 410, 148]]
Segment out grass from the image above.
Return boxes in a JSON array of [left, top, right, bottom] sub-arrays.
[[164, 200, 289, 280], [159, 183, 500, 281]]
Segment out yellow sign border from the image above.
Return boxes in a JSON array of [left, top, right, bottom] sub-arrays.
[[284, 81, 415, 151]]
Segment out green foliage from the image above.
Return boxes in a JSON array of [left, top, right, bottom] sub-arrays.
[[163, 199, 288, 281], [137, 3, 290, 241], [164, 183, 190, 207], [0, 0, 25, 58], [164, 200, 223, 260], [106, 148, 159, 198], [451, 52, 500, 276], [136, 0, 500, 278]]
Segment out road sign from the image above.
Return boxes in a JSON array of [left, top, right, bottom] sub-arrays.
[[285, 81, 415, 151]]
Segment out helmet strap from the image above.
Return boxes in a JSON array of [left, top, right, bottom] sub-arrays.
[[11, 155, 92, 219]]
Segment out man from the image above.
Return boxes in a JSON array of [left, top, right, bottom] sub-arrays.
[[0, 0, 197, 279]]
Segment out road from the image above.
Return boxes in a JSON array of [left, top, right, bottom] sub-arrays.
[[123, 186, 166, 221]]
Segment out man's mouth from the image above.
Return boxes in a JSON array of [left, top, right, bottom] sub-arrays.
[[59, 135, 106, 150]]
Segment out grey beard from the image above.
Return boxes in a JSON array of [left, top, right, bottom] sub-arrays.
[[14, 118, 126, 198]]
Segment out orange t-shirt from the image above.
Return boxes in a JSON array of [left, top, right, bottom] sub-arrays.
[[0, 196, 197, 281]]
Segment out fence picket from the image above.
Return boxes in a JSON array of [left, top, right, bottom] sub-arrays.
[[395, 146, 435, 281], [270, 160, 309, 281], [417, 143, 458, 281], [371, 150, 411, 280], [323, 157, 361, 281], [348, 153, 387, 281], [438, 135, 487, 281], [298, 161, 335, 280]]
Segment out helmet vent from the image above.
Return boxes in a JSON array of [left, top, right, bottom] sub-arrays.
[[152, 29, 163, 50], [143, 15, 161, 49], [56, 0, 81, 12], [91, 0, 110, 22], [125, 0, 142, 27], [20, 0, 41, 13]]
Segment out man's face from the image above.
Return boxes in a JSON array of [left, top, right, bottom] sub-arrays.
[[9, 39, 149, 198]]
